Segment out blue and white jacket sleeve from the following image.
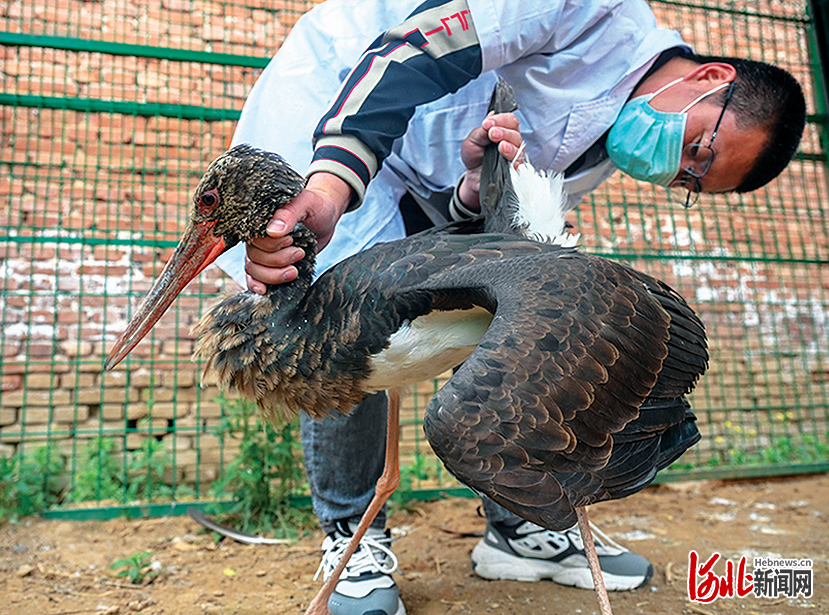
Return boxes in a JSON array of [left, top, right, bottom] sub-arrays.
[[307, 0, 675, 208], [307, 0, 484, 208]]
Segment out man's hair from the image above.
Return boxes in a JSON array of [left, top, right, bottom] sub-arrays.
[[681, 51, 807, 193]]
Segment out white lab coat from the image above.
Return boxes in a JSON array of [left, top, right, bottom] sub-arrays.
[[216, 0, 687, 285]]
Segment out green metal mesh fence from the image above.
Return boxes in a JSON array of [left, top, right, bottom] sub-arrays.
[[0, 0, 827, 519]]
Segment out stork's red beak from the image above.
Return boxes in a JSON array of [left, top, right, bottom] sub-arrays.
[[104, 220, 226, 370]]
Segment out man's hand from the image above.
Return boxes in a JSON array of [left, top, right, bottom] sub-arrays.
[[245, 172, 352, 294], [458, 112, 525, 210]]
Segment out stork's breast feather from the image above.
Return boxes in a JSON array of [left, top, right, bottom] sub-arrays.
[[193, 291, 367, 423]]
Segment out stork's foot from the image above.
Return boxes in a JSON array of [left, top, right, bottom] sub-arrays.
[[315, 518, 405, 615], [471, 519, 653, 590]]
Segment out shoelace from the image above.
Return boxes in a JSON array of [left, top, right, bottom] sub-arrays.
[[314, 532, 399, 581], [561, 521, 626, 555], [586, 521, 628, 553], [514, 520, 627, 555]]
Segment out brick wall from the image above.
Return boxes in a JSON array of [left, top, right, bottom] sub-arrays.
[[1, 0, 828, 504], [0, 1, 326, 494]]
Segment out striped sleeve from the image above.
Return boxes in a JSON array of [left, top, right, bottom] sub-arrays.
[[308, 0, 483, 209]]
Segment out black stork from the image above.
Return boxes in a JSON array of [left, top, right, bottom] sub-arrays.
[[105, 80, 708, 615]]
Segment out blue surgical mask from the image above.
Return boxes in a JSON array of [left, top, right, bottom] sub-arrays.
[[606, 78, 730, 187]]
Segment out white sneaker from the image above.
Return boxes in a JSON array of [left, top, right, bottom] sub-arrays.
[[471, 519, 653, 591], [315, 519, 406, 615]]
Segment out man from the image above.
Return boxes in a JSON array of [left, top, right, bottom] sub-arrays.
[[214, 1, 806, 614]]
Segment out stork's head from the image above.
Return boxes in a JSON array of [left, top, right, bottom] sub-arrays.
[[104, 145, 305, 370], [189, 144, 305, 249]]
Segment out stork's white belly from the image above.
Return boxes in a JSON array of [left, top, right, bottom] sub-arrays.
[[364, 307, 494, 391]]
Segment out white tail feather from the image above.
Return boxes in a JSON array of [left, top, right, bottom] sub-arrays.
[[509, 162, 579, 247]]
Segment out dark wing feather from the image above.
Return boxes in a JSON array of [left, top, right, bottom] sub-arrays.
[[586, 272, 707, 502], [596, 398, 700, 499], [419, 249, 688, 530]]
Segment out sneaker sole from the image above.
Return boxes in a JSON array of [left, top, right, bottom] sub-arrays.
[[394, 597, 406, 615], [471, 541, 652, 591], [330, 594, 406, 615]]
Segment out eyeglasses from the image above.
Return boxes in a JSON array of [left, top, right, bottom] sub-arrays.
[[667, 81, 736, 208]]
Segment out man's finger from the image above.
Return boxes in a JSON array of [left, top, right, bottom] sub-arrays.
[[266, 210, 299, 236], [265, 192, 312, 237], [247, 242, 304, 267], [248, 235, 294, 253], [245, 260, 299, 293], [466, 125, 492, 148]]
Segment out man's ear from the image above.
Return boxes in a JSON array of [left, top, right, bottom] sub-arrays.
[[682, 62, 737, 87]]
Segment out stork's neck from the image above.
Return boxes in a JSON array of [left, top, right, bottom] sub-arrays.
[[263, 224, 318, 298], [197, 220, 370, 422]]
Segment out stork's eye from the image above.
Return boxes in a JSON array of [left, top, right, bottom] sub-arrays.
[[199, 189, 220, 215]]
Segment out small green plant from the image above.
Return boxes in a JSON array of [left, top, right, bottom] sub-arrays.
[[208, 396, 314, 539], [124, 438, 196, 501], [111, 551, 160, 585], [67, 436, 194, 504], [391, 453, 441, 513], [68, 437, 124, 503], [125, 438, 173, 501], [762, 433, 829, 464], [690, 418, 829, 469], [0, 446, 65, 523], [0, 456, 23, 523]]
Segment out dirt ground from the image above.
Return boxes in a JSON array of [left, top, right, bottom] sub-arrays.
[[1, 473, 826, 615]]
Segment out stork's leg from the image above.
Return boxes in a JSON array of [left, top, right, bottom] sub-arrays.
[[575, 506, 613, 615], [305, 389, 402, 615]]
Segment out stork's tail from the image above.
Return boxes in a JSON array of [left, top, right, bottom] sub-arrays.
[[479, 78, 519, 234], [480, 78, 575, 246]]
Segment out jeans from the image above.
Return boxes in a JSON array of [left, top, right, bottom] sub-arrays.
[[301, 391, 521, 534]]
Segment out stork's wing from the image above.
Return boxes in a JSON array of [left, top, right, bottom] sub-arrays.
[[587, 274, 707, 507], [317, 232, 706, 531], [409, 248, 707, 531]]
